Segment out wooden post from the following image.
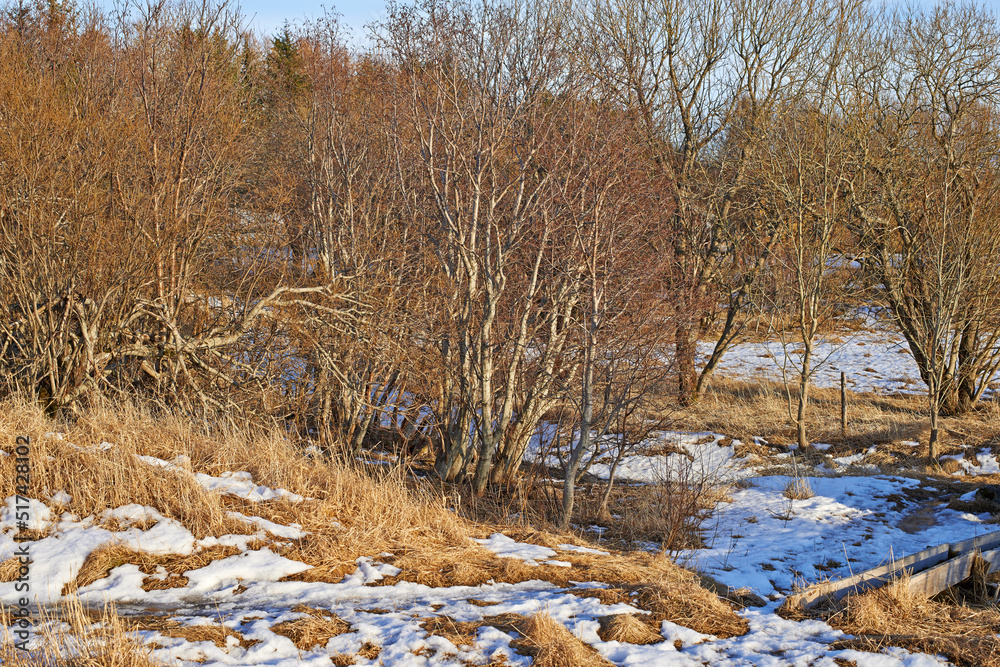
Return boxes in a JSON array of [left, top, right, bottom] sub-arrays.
[[840, 371, 847, 435]]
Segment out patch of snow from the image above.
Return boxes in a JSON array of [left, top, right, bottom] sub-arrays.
[[472, 534, 558, 566], [225, 511, 306, 540], [558, 544, 610, 556], [49, 490, 72, 505]]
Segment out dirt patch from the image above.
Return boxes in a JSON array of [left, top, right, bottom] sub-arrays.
[[897, 503, 942, 534]]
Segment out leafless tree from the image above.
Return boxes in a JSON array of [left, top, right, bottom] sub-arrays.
[[842, 2, 1000, 456], [380, 0, 590, 493], [754, 9, 862, 449], [581, 0, 862, 405]]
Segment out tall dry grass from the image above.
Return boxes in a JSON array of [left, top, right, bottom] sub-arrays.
[[0, 397, 466, 572], [828, 574, 1000, 667], [0, 595, 164, 666], [674, 377, 1000, 461], [0, 396, 748, 658]]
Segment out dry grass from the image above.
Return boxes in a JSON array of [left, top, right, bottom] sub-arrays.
[[420, 611, 616, 666], [783, 478, 814, 500], [519, 612, 615, 667], [0, 557, 21, 583], [0, 397, 469, 573], [570, 476, 729, 552], [0, 397, 748, 661], [674, 376, 1000, 456], [940, 458, 964, 474], [0, 595, 165, 666], [63, 542, 251, 595], [420, 614, 487, 648], [131, 616, 259, 650], [376, 536, 747, 638], [270, 605, 351, 650], [596, 613, 663, 644], [571, 580, 748, 638], [826, 574, 1000, 667]]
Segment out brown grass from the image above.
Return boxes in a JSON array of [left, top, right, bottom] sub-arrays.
[[0, 397, 469, 574], [940, 458, 964, 475], [420, 615, 484, 648], [421, 612, 612, 665], [376, 538, 747, 638], [270, 605, 351, 650], [130, 616, 259, 650], [0, 397, 747, 660], [783, 478, 814, 500], [0, 557, 21, 583], [673, 376, 1000, 456], [827, 575, 1000, 667], [63, 542, 248, 595], [0, 595, 165, 666], [596, 613, 663, 644], [519, 612, 615, 667], [570, 476, 728, 552], [571, 579, 748, 638]]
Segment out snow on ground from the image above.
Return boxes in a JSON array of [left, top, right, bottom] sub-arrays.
[[1, 487, 955, 667], [689, 475, 989, 596], [528, 429, 752, 485], [698, 329, 970, 396], [941, 448, 1000, 475], [1, 458, 974, 666], [3, 350, 995, 666]]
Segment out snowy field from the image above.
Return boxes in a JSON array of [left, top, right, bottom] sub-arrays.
[[2, 333, 997, 666], [698, 328, 1000, 397]]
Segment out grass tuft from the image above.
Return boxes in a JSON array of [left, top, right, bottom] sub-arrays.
[[271, 605, 351, 650], [828, 574, 1000, 667], [0, 595, 165, 666], [783, 478, 815, 500], [520, 612, 615, 667], [596, 613, 663, 644]]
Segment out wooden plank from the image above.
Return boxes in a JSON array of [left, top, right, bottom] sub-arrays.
[[906, 551, 977, 598], [948, 530, 1000, 557], [977, 546, 1000, 573], [785, 543, 950, 610]]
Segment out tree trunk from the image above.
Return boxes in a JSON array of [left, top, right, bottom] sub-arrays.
[[598, 434, 627, 517], [796, 340, 812, 450], [562, 336, 596, 530], [435, 411, 472, 482], [929, 383, 940, 462], [796, 380, 810, 450], [472, 430, 497, 496], [676, 324, 698, 406]]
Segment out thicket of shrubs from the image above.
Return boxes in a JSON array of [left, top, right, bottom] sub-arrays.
[[3, 0, 1000, 499]]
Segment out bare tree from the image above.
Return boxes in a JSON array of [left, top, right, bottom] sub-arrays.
[[381, 0, 588, 493], [0, 1, 353, 417], [550, 103, 677, 529], [753, 9, 861, 449], [842, 2, 1000, 456], [581, 0, 863, 406]]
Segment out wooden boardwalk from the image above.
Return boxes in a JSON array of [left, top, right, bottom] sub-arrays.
[[783, 530, 1000, 610]]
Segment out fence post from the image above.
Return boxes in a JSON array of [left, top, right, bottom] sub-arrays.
[[840, 371, 847, 435]]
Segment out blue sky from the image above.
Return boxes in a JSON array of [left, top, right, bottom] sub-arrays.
[[88, 1, 390, 42], [236, 0, 389, 40], [92, 0, 995, 45]]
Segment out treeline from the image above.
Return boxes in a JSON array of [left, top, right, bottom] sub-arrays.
[[2, 0, 1000, 499]]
